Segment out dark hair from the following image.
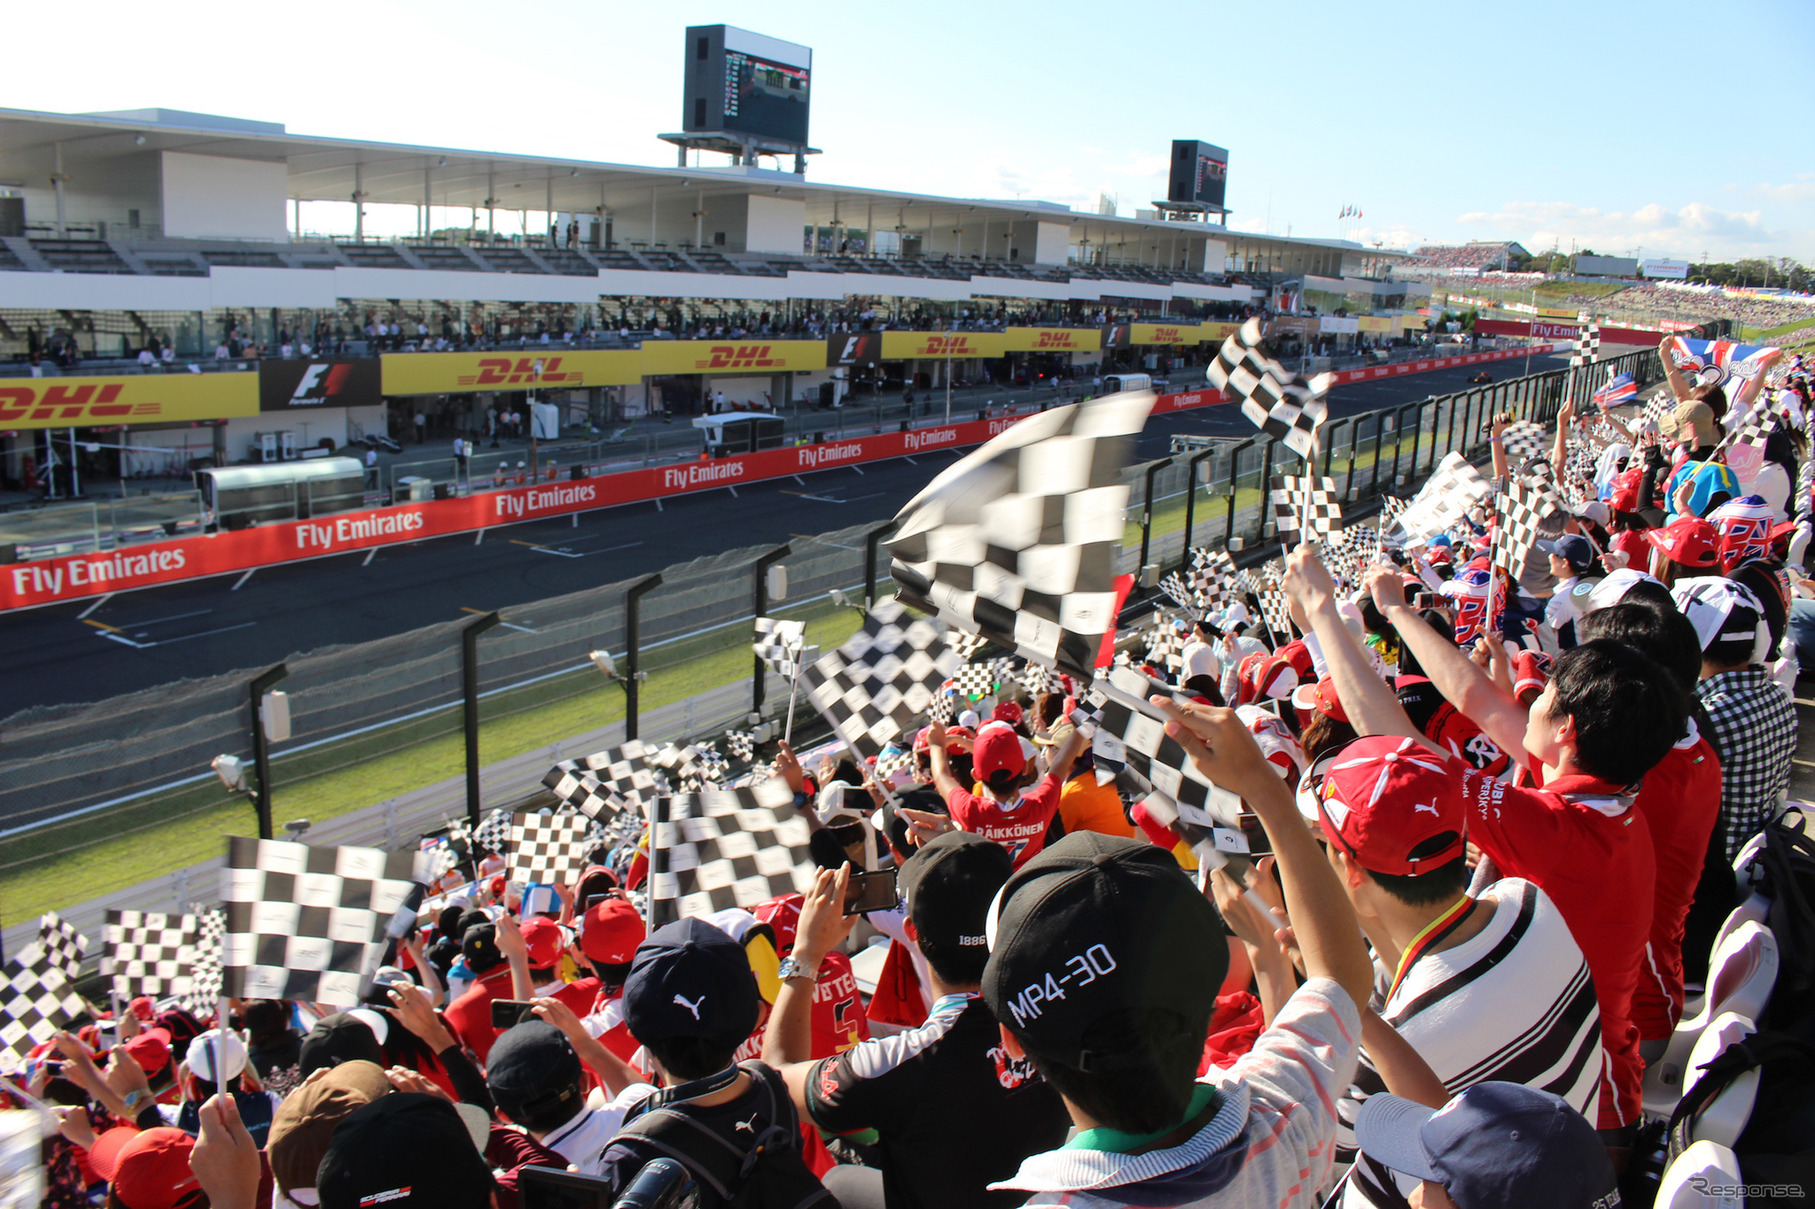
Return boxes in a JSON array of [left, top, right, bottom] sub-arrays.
[[1690, 381, 1727, 420], [1368, 854, 1468, 909], [1034, 691, 1065, 729], [588, 959, 632, 992], [1621, 579, 1675, 612], [1578, 601, 1701, 693], [495, 1075, 583, 1135], [643, 1033, 741, 1082], [241, 1000, 290, 1044], [1181, 674, 1223, 705], [1301, 712, 1359, 765], [912, 910, 992, 989], [1545, 640, 1683, 785], [829, 759, 865, 788], [1023, 1006, 1212, 1134]]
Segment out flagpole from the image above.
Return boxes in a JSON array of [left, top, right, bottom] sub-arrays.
[[783, 656, 806, 745]]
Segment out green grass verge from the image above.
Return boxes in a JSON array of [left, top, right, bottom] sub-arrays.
[[1739, 319, 1815, 343], [0, 605, 865, 921]]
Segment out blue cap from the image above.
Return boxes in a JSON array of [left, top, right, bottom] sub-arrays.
[[1356, 1083, 1619, 1209], [1428, 534, 1453, 548], [623, 917, 759, 1047], [1537, 533, 1594, 572]]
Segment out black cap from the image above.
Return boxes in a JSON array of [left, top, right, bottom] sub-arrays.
[[462, 922, 503, 972], [982, 833, 1226, 1079], [624, 918, 760, 1047], [485, 1021, 583, 1123], [317, 1093, 494, 1209], [298, 1013, 384, 1079], [899, 832, 1013, 980]]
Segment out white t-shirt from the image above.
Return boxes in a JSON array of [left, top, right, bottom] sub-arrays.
[[1338, 879, 1604, 1208], [536, 1085, 655, 1174]]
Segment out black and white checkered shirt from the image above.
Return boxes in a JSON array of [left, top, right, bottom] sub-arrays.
[[1697, 668, 1797, 859]]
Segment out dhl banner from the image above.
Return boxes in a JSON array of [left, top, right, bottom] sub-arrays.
[[637, 339, 827, 376], [1128, 323, 1198, 346], [1001, 327, 1100, 353], [382, 350, 643, 395], [0, 373, 258, 431], [1356, 316, 1394, 333], [879, 331, 1010, 360]]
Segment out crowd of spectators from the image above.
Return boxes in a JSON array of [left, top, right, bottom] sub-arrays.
[[7, 340, 1811, 1209], [1409, 243, 1521, 272]]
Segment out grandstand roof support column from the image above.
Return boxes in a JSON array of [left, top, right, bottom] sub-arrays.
[[353, 163, 364, 243], [487, 170, 495, 236], [650, 186, 658, 248], [424, 168, 432, 238]]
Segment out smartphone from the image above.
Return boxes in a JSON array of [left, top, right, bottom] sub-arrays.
[[1412, 592, 1441, 610], [490, 999, 538, 1030], [843, 868, 900, 916], [582, 893, 609, 912]]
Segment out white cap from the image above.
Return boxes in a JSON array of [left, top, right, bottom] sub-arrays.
[[183, 1028, 249, 1084], [1584, 568, 1665, 614], [1181, 644, 1221, 684]]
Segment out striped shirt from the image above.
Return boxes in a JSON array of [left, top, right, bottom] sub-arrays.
[[1340, 880, 1603, 1209]]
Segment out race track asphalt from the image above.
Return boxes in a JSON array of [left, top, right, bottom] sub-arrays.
[[0, 351, 1572, 718]]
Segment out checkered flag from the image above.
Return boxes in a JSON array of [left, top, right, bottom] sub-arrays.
[[945, 629, 990, 660], [1257, 588, 1294, 642], [651, 777, 818, 924], [185, 908, 226, 1016], [103, 910, 198, 1003], [509, 813, 601, 886], [754, 617, 811, 679], [1270, 475, 1344, 545], [1206, 318, 1334, 460], [1378, 497, 1409, 533], [951, 662, 997, 700], [1571, 316, 1601, 368], [1158, 572, 1199, 612], [1084, 668, 1244, 829], [544, 740, 667, 820], [221, 837, 429, 1007], [926, 691, 954, 725], [0, 944, 85, 1074], [1493, 473, 1566, 583], [890, 392, 1154, 680], [693, 745, 730, 787], [874, 746, 917, 786], [37, 913, 87, 982], [1638, 391, 1676, 435], [473, 808, 512, 855], [1713, 403, 1776, 461], [1397, 452, 1492, 542], [724, 730, 756, 763], [1499, 421, 1549, 469], [1144, 625, 1186, 674], [802, 601, 965, 759]]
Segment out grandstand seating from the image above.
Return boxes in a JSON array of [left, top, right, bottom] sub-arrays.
[[1413, 242, 1519, 272], [31, 238, 134, 274]]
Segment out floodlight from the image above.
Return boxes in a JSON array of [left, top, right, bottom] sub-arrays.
[[828, 588, 850, 609], [589, 649, 619, 679], [283, 819, 312, 839], [211, 754, 247, 792]]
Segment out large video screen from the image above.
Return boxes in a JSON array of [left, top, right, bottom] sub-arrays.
[[1168, 140, 1229, 209], [723, 49, 811, 143]]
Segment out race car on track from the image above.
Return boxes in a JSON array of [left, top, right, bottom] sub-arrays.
[[1467, 370, 1493, 384]]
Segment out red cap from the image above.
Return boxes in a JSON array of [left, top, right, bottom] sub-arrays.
[[973, 721, 1027, 782], [1609, 467, 1645, 514], [754, 894, 804, 953], [1237, 652, 1298, 705], [579, 895, 646, 966], [518, 916, 565, 969], [991, 700, 1025, 725], [1510, 650, 1553, 698], [1290, 675, 1349, 724], [1643, 516, 1720, 569], [123, 1029, 173, 1074], [90, 1127, 202, 1209], [1315, 736, 1467, 876]]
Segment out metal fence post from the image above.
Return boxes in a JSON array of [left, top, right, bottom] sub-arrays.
[[1223, 438, 1254, 549], [1367, 412, 1387, 499], [863, 521, 897, 611], [1138, 458, 1173, 572], [752, 544, 791, 713], [461, 612, 501, 828], [1180, 448, 1216, 567], [624, 572, 662, 740], [248, 663, 289, 840]]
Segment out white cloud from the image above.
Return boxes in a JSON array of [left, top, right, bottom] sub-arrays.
[[1450, 199, 1807, 261]]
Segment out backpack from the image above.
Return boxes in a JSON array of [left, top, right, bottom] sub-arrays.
[[1663, 1032, 1815, 1208], [1751, 814, 1815, 1033], [609, 1061, 833, 1209]]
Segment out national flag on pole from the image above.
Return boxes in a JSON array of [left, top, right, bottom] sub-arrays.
[[1592, 372, 1637, 410]]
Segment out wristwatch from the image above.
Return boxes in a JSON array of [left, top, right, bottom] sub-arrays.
[[121, 1089, 148, 1115], [777, 955, 820, 984]]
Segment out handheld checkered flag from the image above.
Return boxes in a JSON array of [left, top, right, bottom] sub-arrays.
[[1396, 452, 1492, 542], [753, 617, 811, 679], [509, 813, 603, 885], [650, 777, 818, 925], [945, 629, 991, 660], [1158, 572, 1199, 612], [0, 945, 85, 1074], [802, 601, 965, 760], [1499, 421, 1549, 469], [103, 910, 199, 1003], [1144, 625, 1187, 674], [952, 662, 998, 700], [889, 392, 1154, 680], [1570, 317, 1601, 368], [1084, 667, 1244, 829], [473, 808, 512, 855], [1378, 496, 1409, 535], [37, 913, 86, 982], [1270, 475, 1344, 546], [1257, 588, 1294, 643], [1206, 318, 1334, 460], [1639, 391, 1676, 435], [544, 740, 667, 820], [1493, 472, 1566, 584], [221, 837, 429, 1007], [724, 730, 756, 763], [185, 908, 226, 1017]]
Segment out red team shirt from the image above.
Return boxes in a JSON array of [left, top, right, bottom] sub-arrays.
[[1629, 730, 1722, 1041], [946, 775, 1063, 870]]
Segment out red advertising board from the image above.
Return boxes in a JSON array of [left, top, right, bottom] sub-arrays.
[[0, 345, 1554, 611], [1472, 318, 1663, 345]]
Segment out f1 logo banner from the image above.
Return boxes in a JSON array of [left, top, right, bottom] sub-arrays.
[[826, 332, 885, 367], [259, 359, 382, 411]]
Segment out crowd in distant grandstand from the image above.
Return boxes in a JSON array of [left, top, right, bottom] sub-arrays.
[[1411, 242, 1521, 272]]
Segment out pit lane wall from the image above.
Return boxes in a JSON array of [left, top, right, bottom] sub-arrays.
[[0, 343, 1551, 611]]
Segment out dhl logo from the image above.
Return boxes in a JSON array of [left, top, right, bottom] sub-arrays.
[[696, 344, 782, 370], [1149, 327, 1184, 342], [918, 336, 973, 356], [1035, 332, 1084, 348], [0, 383, 155, 423], [455, 357, 585, 387]]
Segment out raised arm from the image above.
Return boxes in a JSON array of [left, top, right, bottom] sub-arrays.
[[1364, 566, 1530, 764], [1152, 698, 1374, 1010], [926, 721, 968, 802], [1281, 548, 1431, 748], [1659, 334, 1693, 402]]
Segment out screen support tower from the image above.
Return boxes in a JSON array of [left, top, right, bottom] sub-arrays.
[[1149, 199, 1230, 227], [658, 131, 820, 176]]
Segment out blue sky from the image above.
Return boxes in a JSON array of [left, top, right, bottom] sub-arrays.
[[9, 0, 1812, 261]]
